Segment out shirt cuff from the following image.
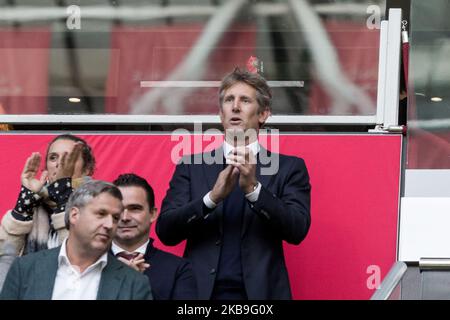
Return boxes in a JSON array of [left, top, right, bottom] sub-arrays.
[[245, 182, 261, 203], [203, 192, 218, 209]]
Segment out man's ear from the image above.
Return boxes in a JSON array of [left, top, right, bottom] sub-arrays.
[[69, 207, 80, 226], [258, 108, 271, 127], [149, 207, 158, 223]]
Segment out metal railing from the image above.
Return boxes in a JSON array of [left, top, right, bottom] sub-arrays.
[[371, 261, 407, 300], [419, 258, 450, 270], [0, 3, 382, 22]]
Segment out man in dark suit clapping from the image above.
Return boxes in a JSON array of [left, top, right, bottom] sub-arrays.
[[156, 68, 311, 300]]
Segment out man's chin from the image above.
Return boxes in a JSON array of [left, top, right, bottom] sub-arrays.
[[116, 231, 137, 239], [225, 126, 246, 132], [115, 235, 140, 245], [91, 242, 110, 253]]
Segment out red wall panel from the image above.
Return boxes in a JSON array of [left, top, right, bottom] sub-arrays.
[[0, 134, 401, 299]]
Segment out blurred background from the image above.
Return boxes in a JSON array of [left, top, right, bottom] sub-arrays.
[[0, 0, 385, 116], [0, 0, 448, 168]]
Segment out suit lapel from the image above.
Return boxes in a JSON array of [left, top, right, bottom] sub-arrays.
[[241, 148, 274, 238], [255, 147, 273, 191], [203, 148, 225, 235], [143, 238, 156, 261], [34, 248, 59, 299], [97, 254, 123, 300]]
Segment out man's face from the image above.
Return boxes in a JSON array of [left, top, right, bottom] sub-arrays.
[[220, 82, 270, 135], [70, 192, 122, 254], [115, 186, 156, 246], [46, 139, 86, 183]]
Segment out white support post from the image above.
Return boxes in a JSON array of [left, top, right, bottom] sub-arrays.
[[383, 8, 402, 129], [375, 20, 389, 128]]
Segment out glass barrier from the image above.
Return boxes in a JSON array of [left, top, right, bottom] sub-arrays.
[[407, 0, 450, 169], [0, 0, 385, 119]]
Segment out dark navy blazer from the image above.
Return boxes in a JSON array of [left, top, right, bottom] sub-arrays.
[[156, 148, 311, 300], [142, 238, 197, 300]]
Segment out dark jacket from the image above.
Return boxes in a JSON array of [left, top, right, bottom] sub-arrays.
[[156, 148, 311, 300], [0, 246, 152, 300], [142, 238, 197, 300]]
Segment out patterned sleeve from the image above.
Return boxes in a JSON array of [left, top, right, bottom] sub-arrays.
[[46, 177, 74, 215], [12, 186, 42, 221]]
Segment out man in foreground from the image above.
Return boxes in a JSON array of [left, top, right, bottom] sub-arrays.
[[0, 180, 152, 300]]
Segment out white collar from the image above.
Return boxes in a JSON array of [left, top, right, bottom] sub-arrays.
[[223, 140, 260, 157], [111, 240, 149, 256], [58, 238, 108, 273]]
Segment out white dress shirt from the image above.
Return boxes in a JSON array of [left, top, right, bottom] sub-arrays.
[[203, 141, 262, 208], [111, 240, 149, 257], [51, 238, 108, 300]]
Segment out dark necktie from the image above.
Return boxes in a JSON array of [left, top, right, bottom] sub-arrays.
[[116, 251, 139, 261]]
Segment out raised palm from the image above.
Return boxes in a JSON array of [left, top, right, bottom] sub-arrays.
[[21, 153, 48, 193]]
